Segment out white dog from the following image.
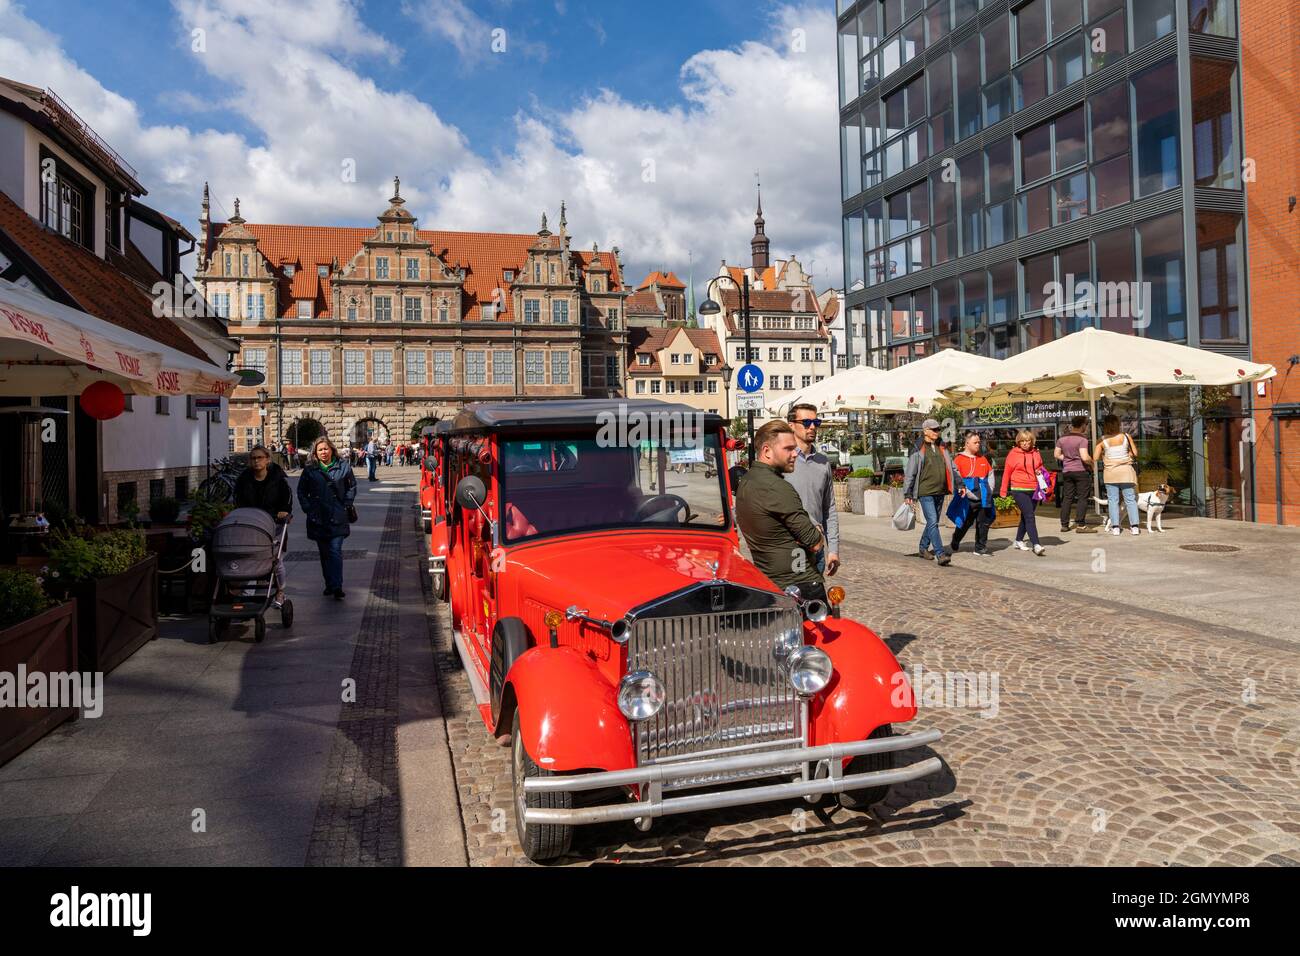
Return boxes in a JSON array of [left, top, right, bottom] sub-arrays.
[[1093, 484, 1175, 533]]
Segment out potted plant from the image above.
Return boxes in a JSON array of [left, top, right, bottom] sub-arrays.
[[46, 528, 157, 675], [846, 468, 873, 514], [991, 495, 1021, 529], [0, 568, 78, 767], [832, 466, 851, 512], [888, 472, 907, 511], [1135, 437, 1188, 494]]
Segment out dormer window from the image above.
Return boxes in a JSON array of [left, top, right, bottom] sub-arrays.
[[297, 300, 312, 319], [638, 354, 651, 366], [283, 263, 295, 277], [317, 265, 328, 278], [504, 270, 514, 282]]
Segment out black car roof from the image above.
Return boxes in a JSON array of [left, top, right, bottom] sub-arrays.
[[421, 421, 452, 437], [450, 399, 724, 434]]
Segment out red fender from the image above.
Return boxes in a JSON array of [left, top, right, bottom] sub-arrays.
[[428, 519, 448, 560], [805, 617, 917, 748], [505, 646, 635, 774]]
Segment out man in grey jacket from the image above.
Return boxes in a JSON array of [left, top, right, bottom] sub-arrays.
[[902, 418, 965, 566], [784, 404, 839, 577]]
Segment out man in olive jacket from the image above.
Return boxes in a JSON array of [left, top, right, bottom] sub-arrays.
[[735, 420, 826, 600]]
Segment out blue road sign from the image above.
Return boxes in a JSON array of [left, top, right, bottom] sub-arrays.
[[737, 363, 764, 393]]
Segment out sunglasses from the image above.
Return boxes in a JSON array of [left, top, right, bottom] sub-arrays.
[[795, 418, 823, 427]]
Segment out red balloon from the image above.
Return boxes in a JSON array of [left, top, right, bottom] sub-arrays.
[[80, 381, 126, 420]]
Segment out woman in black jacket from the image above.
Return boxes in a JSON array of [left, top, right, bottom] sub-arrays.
[[296, 437, 357, 600], [233, 445, 292, 605]]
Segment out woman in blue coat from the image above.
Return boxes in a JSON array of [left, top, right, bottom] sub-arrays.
[[296, 436, 357, 600]]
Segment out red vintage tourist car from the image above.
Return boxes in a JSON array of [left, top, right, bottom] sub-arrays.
[[427, 399, 943, 861], [417, 421, 449, 536]]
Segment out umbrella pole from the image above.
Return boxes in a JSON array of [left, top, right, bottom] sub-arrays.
[[1090, 390, 1101, 516]]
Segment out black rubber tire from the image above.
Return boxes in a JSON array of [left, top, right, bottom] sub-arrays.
[[254, 616, 267, 643], [838, 724, 895, 810], [280, 600, 294, 629], [432, 568, 448, 603], [511, 709, 573, 862], [208, 618, 220, 644]]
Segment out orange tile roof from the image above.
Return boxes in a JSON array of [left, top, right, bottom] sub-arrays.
[[0, 191, 215, 363], [717, 286, 828, 340], [638, 270, 685, 290], [626, 326, 723, 375], [212, 222, 623, 320], [625, 290, 663, 315]]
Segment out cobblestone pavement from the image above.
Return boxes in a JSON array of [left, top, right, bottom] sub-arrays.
[[305, 495, 403, 866], [430, 539, 1300, 867]]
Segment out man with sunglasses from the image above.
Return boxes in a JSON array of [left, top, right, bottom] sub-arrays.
[[783, 404, 840, 578]]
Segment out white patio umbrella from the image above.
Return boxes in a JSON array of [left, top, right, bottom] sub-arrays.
[[837, 348, 1005, 414], [765, 363, 889, 416], [942, 326, 1277, 510]]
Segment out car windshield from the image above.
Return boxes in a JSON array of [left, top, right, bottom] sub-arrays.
[[500, 431, 730, 542]]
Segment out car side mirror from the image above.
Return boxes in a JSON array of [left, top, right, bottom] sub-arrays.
[[455, 475, 486, 511]]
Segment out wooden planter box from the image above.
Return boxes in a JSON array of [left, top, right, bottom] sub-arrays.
[[75, 553, 158, 674], [991, 508, 1021, 529], [0, 601, 78, 767]]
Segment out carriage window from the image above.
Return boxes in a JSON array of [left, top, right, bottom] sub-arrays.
[[500, 433, 730, 541]]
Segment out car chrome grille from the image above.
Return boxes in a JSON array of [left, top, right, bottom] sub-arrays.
[[627, 607, 805, 791]]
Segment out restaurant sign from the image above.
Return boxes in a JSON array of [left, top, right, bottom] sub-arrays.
[[972, 400, 1084, 425]]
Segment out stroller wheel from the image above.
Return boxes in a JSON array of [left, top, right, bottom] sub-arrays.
[[208, 618, 220, 644], [280, 600, 294, 629], [254, 616, 267, 643]]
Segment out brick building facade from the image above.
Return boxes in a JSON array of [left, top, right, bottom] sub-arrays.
[[197, 182, 628, 450], [1242, 0, 1300, 525]]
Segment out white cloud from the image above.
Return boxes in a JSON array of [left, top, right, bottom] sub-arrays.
[[0, 0, 842, 292]]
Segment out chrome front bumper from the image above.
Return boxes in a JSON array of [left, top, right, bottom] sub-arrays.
[[523, 727, 943, 825]]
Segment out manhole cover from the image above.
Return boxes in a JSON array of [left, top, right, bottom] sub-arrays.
[[284, 550, 370, 561], [1179, 544, 1241, 553]]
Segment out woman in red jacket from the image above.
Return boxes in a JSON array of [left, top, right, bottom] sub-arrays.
[[1000, 429, 1047, 555]]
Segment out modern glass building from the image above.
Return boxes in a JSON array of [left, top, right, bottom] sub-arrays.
[[836, 0, 1264, 520]]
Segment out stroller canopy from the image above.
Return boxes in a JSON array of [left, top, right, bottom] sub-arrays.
[[216, 507, 278, 538]]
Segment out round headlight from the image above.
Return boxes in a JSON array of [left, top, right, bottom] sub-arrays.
[[773, 626, 803, 663], [786, 646, 833, 696], [618, 671, 665, 721]]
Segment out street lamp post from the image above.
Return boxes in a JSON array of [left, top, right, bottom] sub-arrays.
[[721, 362, 734, 421], [699, 272, 754, 464], [256, 388, 269, 449]]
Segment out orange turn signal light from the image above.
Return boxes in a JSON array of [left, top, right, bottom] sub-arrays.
[[827, 586, 845, 606], [543, 609, 563, 630]]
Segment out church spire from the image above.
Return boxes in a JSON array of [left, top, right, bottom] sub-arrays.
[[750, 179, 770, 271]]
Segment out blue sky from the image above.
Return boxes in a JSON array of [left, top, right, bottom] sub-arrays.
[[2, 0, 843, 289]]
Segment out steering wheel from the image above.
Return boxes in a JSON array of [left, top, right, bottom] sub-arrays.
[[635, 494, 692, 524]]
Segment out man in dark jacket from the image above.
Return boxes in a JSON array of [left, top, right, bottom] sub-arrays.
[[234, 445, 292, 604], [735, 420, 826, 600]]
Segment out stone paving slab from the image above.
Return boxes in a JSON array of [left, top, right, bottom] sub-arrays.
[[431, 537, 1300, 867]]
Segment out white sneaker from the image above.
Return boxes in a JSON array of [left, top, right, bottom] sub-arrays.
[[1033, 544, 1046, 556], [1130, 527, 1140, 535], [1111, 528, 1121, 536], [1013, 540, 1030, 551]]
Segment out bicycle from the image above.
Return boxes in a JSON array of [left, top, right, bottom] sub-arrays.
[[196, 456, 244, 504]]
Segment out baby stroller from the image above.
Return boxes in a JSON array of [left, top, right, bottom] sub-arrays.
[[208, 508, 294, 643]]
